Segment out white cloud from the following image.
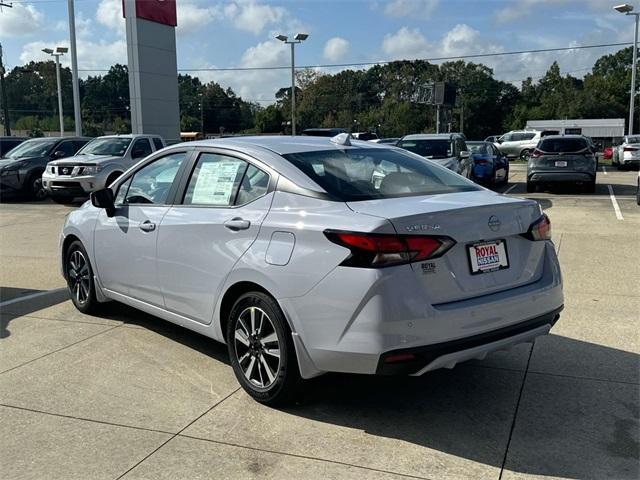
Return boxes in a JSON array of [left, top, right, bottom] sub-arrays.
[[177, 2, 222, 34], [20, 39, 127, 75], [191, 39, 288, 102], [384, 0, 439, 19], [323, 37, 349, 62], [0, 4, 44, 37], [96, 0, 124, 32], [495, 0, 607, 25], [381, 27, 431, 60], [226, 0, 286, 35]]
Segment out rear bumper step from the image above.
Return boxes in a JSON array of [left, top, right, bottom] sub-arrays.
[[376, 306, 563, 375]]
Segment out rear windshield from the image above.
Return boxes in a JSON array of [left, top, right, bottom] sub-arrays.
[[539, 138, 588, 153], [282, 148, 480, 201], [467, 142, 488, 154], [627, 136, 640, 144], [396, 139, 452, 159]]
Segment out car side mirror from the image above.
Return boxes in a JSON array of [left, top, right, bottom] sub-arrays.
[[496, 139, 503, 144], [90, 188, 116, 217], [53, 150, 66, 159], [460, 150, 470, 159]]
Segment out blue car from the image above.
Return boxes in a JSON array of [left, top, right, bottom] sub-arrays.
[[466, 141, 509, 187]]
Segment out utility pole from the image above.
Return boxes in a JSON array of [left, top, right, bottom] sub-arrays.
[[0, 42, 10, 136], [68, 0, 82, 135]]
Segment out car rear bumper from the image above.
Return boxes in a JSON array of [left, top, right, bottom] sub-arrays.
[[281, 241, 563, 378], [528, 171, 594, 183], [620, 157, 640, 166], [376, 306, 561, 375]]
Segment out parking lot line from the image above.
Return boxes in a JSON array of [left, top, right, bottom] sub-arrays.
[[602, 166, 607, 175], [503, 184, 518, 194], [607, 185, 624, 220]]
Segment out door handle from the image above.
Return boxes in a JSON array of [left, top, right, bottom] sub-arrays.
[[139, 220, 156, 232], [224, 217, 251, 231]]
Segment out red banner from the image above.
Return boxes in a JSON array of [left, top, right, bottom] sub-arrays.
[[123, 0, 177, 27]]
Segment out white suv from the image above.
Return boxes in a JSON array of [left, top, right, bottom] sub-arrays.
[[497, 130, 542, 160]]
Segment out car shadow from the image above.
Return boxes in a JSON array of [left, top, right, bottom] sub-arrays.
[[280, 336, 639, 479], [0, 287, 69, 339]]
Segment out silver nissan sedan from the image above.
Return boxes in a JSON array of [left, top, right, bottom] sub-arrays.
[[60, 135, 564, 405]]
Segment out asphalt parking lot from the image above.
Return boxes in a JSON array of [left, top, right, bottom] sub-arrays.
[[1, 164, 638, 480]]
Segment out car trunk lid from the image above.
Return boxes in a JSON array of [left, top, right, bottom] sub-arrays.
[[347, 191, 546, 304]]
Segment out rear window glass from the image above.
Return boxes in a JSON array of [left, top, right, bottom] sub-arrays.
[[467, 143, 488, 154], [539, 138, 588, 153], [396, 139, 452, 159], [627, 136, 640, 144], [282, 148, 479, 201]]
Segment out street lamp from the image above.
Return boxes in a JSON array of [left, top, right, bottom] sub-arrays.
[[614, 4, 639, 134], [199, 93, 204, 137], [275, 33, 309, 136], [42, 47, 68, 136]]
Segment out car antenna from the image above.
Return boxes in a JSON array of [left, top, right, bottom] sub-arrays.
[[330, 132, 352, 147]]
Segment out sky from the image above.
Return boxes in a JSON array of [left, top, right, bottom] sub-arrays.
[[0, 0, 636, 105]]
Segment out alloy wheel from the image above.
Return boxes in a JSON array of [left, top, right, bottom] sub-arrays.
[[234, 306, 281, 389], [68, 250, 91, 305]]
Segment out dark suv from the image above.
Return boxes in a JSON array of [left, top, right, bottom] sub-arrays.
[[0, 136, 91, 200], [0, 137, 28, 157], [527, 135, 597, 193]]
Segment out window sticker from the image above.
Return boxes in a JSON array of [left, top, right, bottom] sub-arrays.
[[191, 160, 244, 205]]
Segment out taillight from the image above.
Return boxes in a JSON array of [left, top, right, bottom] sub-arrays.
[[530, 149, 543, 158], [623, 146, 638, 152], [324, 230, 456, 268], [474, 158, 489, 165], [521, 214, 551, 241]]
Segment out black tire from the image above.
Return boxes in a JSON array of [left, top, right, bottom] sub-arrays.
[[520, 149, 531, 161], [618, 163, 627, 171], [105, 172, 122, 188], [226, 291, 301, 406], [526, 181, 536, 193], [585, 180, 596, 194], [50, 194, 76, 205], [65, 240, 100, 314], [25, 172, 47, 201]]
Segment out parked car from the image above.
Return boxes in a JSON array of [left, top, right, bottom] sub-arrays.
[[612, 135, 640, 170], [465, 141, 509, 187], [370, 137, 400, 145], [396, 133, 469, 173], [527, 135, 597, 193], [484, 135, 500, 144], [0, 136, 90, 200], [497, 130, 559, 160], [636, 169, 639, 205], [301, 128, 346, 137], [61, 135, 563, 405], [0, 136, 28, 157], [42, 134, 166, 204], [351, 132, 379, 141]]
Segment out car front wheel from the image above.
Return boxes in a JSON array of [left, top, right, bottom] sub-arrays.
[[26, 173, 47, 201], [65, 241, 99, 314], [226, 292, 301, 406], [520, 149, 531, 161]]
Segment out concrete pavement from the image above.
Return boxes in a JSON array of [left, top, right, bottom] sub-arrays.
[[0, 167, 638, 479]]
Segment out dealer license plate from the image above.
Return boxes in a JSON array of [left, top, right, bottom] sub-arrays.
[[555, 160, 568, 167], [468, 240, 509, 274]]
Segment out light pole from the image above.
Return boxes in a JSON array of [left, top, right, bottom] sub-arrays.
[[67, 0, 82, 135], [42, 47, 68, 136], [199, 93, 204, 137], [275, 33, 308, 136], [614, 4, 639, 134]]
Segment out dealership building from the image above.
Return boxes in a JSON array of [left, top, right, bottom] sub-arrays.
[[525, 118, 625, 145]]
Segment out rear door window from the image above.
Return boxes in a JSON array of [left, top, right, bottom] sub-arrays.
[[152, 137, 164, 150], [183, 153, 248, 206]]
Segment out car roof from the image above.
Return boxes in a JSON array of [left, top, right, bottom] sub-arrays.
[[400, 133, 461, 140], [159, 135, 397, 192], [97, 134, 161, 139], [176, 135, 392, 156], [540, 135, 587, 140]]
